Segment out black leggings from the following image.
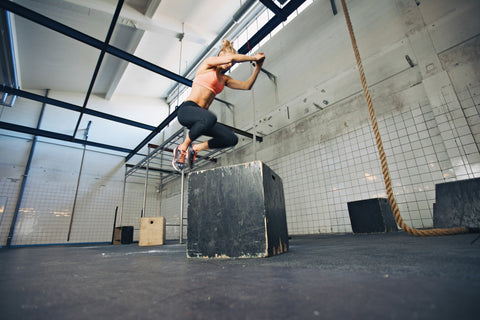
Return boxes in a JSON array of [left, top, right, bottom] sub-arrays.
[[177, 101, 238, 149]]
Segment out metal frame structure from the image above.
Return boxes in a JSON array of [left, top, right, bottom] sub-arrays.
[[0, 0, 307, 161], [121, 128, 237, 243], [0, 0, 311, 244]]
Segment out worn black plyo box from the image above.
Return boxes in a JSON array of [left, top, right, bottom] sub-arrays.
[[434, 178, 480, 228], [347, 198, 398, 233], [187, 161, 289, 258], [113, 226, 133, 244]]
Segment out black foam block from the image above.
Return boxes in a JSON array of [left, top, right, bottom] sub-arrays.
[[113, 226, 133, 244], [434, 178, 480, 228], [187, 161, 289, 258], [347, 198, 398, 233]]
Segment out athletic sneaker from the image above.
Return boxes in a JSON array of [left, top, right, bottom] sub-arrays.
[[187, 145, 198, 169], [172, 146, 186, 172]]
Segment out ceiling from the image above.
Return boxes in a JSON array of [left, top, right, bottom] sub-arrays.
[[6, 0, 261, 99]]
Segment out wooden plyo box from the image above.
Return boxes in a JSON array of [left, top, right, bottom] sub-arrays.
[[139, 217, 166, 246], [187, 161, 289, 258]]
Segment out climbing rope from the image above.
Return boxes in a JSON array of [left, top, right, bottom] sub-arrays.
[[340, 0, 469, 236]]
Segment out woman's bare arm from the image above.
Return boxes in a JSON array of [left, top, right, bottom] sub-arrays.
[[224, 54, 265, 90], [203, 53, 265, 69]]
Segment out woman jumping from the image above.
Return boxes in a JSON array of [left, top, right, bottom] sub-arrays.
[[172, 39, 265, 171]]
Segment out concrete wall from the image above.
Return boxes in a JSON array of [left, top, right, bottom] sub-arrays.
[[1, 0, 479, 245]]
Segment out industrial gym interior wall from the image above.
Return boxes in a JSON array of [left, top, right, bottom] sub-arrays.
[[1, 0, 479, 245], [161, 0, 480, 235], [0, 92, 170, 245]]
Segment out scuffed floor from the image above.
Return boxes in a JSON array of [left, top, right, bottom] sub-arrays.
[[1, 232, 479, 319]]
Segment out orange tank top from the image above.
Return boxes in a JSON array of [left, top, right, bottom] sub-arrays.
[[193, 69, 225, 95]]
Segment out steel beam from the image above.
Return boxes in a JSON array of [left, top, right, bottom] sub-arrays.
[[72, 0, 125, 138], [238, 0, 307, 54], [0, 85, 156, 131], [6, 90, 48, 247], [259, 0, 282, 15], [222, 123, 263, 142], [125, 164, 177, 175], [0, 121, 132, 153], [0, 0, 192, 87], [125, 109, 179, 161]]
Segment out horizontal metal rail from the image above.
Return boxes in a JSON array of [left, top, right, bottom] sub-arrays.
[[0, 85, 156, 131], [0, 121, 132, 153]]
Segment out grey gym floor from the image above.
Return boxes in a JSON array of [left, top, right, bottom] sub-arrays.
[[1, 233, 479, 320]]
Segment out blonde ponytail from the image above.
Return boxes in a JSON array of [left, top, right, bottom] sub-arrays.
[[219, 39, 236, 55]]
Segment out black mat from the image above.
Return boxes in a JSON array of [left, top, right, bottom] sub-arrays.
[[1, 233, 479, 320]]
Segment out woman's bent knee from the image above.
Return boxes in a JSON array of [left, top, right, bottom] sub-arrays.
[[227, 134, 238, 147]]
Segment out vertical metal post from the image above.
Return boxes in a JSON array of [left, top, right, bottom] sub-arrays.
[[111, 206, 118, 244], [158, 177, 163, 217], [68, 120, 91, 241], [251, 88, 257, 160], [231, 98, 236, 165], [249, 61, 258, 160], [120, 165, 127, 227], [178, 126, 188, 244], [330, 0, 338, 15], [158, 142, 164, 217], [142, 145, 150, 218], [179, 170, 185, 244], [6, 89, 48, 247]]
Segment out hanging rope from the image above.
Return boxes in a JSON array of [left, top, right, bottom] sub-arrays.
[[340, 0, 469, 236]]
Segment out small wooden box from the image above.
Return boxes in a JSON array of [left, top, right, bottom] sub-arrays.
[[139, 217, 166, 246]]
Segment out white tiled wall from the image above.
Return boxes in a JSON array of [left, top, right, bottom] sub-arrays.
[[460, 85, 480, 151], [267, 84, 480, 235], [1, 90, 478, 244]]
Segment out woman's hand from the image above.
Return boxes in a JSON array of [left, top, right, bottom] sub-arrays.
[[254, 52, 265, 61], [254, 53, 265, 68]]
